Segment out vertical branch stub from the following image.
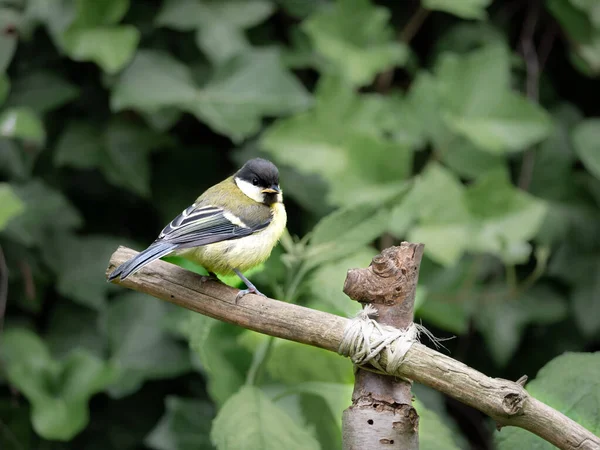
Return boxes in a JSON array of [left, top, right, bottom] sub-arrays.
[[341, 242, 425, 450]]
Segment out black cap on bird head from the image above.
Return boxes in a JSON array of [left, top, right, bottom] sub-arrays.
[[236, 158, 279, 189], [234, 158, 282, 204]]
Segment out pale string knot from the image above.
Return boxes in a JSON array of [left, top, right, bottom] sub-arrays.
[[338, 304, 439, 375]]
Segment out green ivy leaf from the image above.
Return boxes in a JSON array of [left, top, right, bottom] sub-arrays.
[[570, 256, 600, 336], [423, 0, 492, 20], [302, 0, 408, 86], [41, 234, 125, 310], [547, 0, 600, 76], [111, 50, 199, 112], [188, 49, 312, 142], [3, 180, 82, 246], [306, 200, 393, 267], [262, 77, 412, 206], [102, 120, 172, 197], [267, 340, 354, 384], [61, 25, 140, 74], [54, 121, 104, 168], [308, 247, 376, 316], [0, 107, 45, 145], [0, 182, 25, 231], [4, 70, 79, 114], [400, 163, 471, 265], [104, 293, 192, 398], [414, 398, 462, 450], [446, 93, 552, 154], [496, 352, 600, 448], [474, 285, 568, 366], [440, 138, 505, 179], [573, 119, 600, 181], [185, 314, 250, 406], [157, 0, 274, 64], [0, 7, 19, 72], [145, 396, 215, 450], [70, 0, 130, 27], [2, 328, 116, 441], [211, 386, 320, 450], [466, 169, 548, 264], [45, 301, 107, 358], [0, 74, 9, 105]]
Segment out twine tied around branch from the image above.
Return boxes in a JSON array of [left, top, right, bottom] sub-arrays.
[[338, 304, 441, 375]]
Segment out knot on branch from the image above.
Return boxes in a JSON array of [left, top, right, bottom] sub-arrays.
[[343, 242, 425, 306], [496, 376, 529, 421]]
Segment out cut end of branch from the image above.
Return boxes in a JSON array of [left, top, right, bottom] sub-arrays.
[[343, 242, 425, 306]]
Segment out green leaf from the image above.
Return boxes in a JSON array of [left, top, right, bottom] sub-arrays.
[[157, 0, 275, 64], [3, 180, 82, 246], [400, 163, 471, 265], [101, 120, 172, 197], [309, 247, 376, 316], [61, 25, 140, 74], [0, 74, 9, 105], [570, 256, 600, 336], [440, 138, 505, 179], [474, 285, 568, 366], [184, 314, 251, 405], [3, 328, 116, 441], [0, 107, 45, 145], [547, 0, 600, 76], [111, 50, 199, 111], [70, 0, 130, 27], [302, 0, 408, 86], [262, 77, 411, 206], [414, 398, 461, 450], [496, 352, 600, 448], [267, 340, 354, 384], [45, 301, 107, 358], [4, 70, 79, 114], [104, 293, 192, 397], [573, 119, 600, 181], [466, 169, 548, 263], [145, 396, 215, 450], [446, 93, 552, 154], [306, 201, 392, 267], [0, 182, 25, 231], [211, 386, 320, 450], [405, 162, 470, 225], [435, 44, 511, 118], [54, 121, 104, 168], [188, 49, 312, 142], [0, 7, 19, 72], [41, 234, 125, 310], [423, 0, 491, 19]]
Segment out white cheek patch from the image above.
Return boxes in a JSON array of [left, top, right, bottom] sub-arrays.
[[235, 177, 265, 203]]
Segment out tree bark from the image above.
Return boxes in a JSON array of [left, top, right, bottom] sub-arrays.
[[342, 243, 423, 450], [106, 245, 600, 450]]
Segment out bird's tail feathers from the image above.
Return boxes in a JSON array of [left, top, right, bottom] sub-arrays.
[[107, 242, 175, 282]]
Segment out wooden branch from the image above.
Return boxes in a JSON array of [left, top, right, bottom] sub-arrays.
[[342, 243, 423, 450], [107, 246, 600, 450]]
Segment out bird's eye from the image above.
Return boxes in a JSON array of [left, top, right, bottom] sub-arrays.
[[252, 178, 259, 186]]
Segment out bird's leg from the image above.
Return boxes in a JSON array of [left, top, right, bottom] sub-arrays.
[[233, 269, 266, 303]]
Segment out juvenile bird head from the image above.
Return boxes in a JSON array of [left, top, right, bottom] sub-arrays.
[[234, 158, 282, 205]]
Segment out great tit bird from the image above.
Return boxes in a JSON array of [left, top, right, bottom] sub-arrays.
[[108, 158, 287, 301]]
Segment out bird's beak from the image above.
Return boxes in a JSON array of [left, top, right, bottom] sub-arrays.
[[261, 185, 281, 194]]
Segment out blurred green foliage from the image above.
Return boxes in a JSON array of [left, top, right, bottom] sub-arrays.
[[1, 0, 600, 449]]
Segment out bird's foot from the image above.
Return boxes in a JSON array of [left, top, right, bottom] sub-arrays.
[[235, 286, 266, 304]]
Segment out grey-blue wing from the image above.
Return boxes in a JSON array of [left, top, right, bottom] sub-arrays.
[[155, 204, 270, 248], [107, 204, 271, 281]]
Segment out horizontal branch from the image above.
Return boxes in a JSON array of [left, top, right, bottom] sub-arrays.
[[107, 246, 600, 450]]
